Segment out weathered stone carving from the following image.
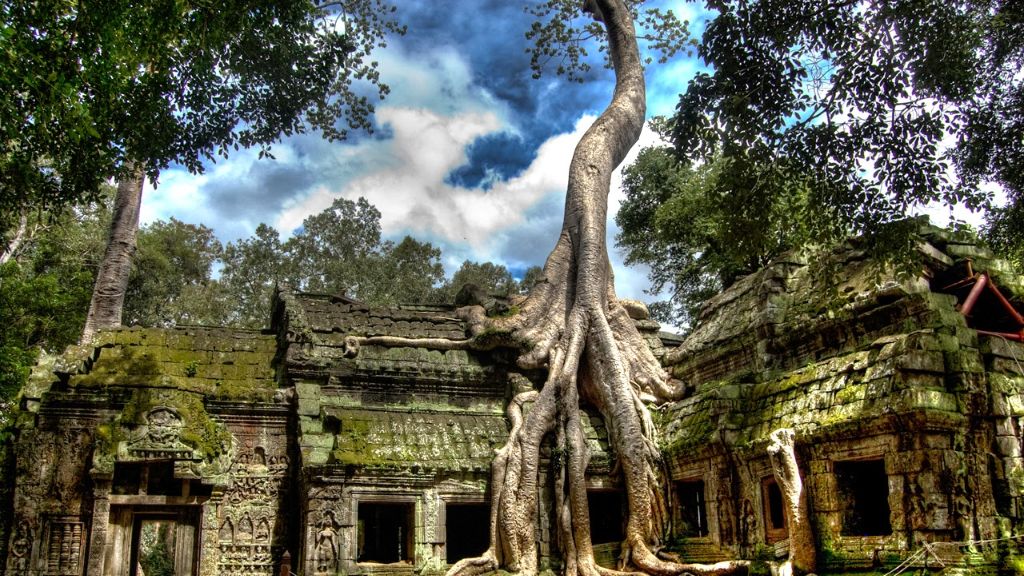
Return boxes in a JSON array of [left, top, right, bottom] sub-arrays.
[[315, 511, 340, 575], [128, 407, 195, 460], [44, 519, 84, 576], [7, 520, 34, 572]]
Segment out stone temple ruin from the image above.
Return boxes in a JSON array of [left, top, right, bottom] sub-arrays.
[[5, 226, 1024, 575]]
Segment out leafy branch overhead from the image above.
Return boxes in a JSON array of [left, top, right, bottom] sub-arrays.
[[0, 0, 404, 230], [669, 0, 1021, 246], [525, 0, 692, 81]]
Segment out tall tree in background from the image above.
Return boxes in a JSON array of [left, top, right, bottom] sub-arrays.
[[284, 197, 386, 295], [617, 146, 816, 327], [442, 261, 518, 301], [220, 224, 292, 328], [124, 218, 228, 327], [1, 0, 403, 341], [0, 196, 109, 427], [360, 236, 447, 307], [669, 0, 1019, 255]]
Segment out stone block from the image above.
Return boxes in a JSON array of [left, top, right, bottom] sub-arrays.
[[945, 350, 984, 374], [297, 395, 321, 417], [897, 350, 945, 373], [304, 447, 331, 466], [1007, 395, 1024, 415], [992, 357, 1024, 376], [992, 394, 1010, 417], [900, 389, 958, 413], [886, 452, 925, 474], [717, 384, 742, 400], [996, 436, 1021, 458], [946, 243, 994, 259], [983, 337, 1024, 360], [988, 372, 1022, 394], [299, 418, 324, 435], [864, 359, 896, 381]]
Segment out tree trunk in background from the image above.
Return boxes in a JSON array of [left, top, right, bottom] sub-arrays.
[[81, 166, 144, 342], [768, 428, 816, 575], [0, 211, 29, 265]]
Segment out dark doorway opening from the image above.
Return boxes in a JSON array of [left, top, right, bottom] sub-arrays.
[[112, 461, 211, 497], [835, 459, 891, 536], [762, 478, 787, 542], [588, 491, 624, 544], [676, 480, 708, 537], [445, 503, 489, 564], [358, 502, 414, 564]]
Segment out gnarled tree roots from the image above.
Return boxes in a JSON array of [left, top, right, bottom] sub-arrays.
[[340, 0, 812, 574]]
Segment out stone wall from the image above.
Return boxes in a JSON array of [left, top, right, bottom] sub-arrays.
[[5, 229, 1024, 575], [658, 229, 1024, 571]]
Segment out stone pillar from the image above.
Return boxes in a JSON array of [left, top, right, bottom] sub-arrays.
[[85, 476, 112, 576], [199, 489, 224, 576]]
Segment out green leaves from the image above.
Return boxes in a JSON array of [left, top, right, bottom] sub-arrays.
[[671, 0, 1019, 249], [524, 0, 690, 81], [1, 0, 403, 229], [616, 146, 823, 327]]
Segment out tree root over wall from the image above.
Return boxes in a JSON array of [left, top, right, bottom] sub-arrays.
[[344, 1, 815, 575]]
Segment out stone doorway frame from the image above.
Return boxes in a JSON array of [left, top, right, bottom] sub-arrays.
[[104, 505, 202, 576]]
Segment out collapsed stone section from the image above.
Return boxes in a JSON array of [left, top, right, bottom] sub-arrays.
[[5, 227, 1024, 575], [659, 226, 1024, 572]]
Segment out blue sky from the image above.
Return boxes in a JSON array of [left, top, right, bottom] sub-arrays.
[[139, 0, 706, 304]]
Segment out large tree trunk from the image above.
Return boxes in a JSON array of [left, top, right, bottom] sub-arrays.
[[767, 429, 816, 575], [349, 1, 806, 574], [0, 211, 30, 265], [81, 165, 144, 342], [443, 1, 742, 575]]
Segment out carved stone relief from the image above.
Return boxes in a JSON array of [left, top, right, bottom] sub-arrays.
[[44, 519, 85, 576], [215, 442, 288, 576], [315, 511, 340, 575], [128, 407, 195, 460], [6, 519, 35, 573]]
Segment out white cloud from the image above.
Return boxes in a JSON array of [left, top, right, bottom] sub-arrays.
[[140, 31, 671, 309]]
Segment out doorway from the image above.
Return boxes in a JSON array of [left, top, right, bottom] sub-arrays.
[[107, 508, 200, 576], [131, 511, 199, 576]]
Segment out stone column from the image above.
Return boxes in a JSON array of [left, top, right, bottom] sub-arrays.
[[199, 489, 224, 576], [85, 476, 112, 576]]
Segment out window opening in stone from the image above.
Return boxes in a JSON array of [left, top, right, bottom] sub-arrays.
[[587, 490, 624, 544], [357, 502, 414, 564], [445, 502, 489, 564], [761, 478, 787, 542], [834, 459, 892, 536], [675, 480, 708, 537], [113, 463, 143, 495]]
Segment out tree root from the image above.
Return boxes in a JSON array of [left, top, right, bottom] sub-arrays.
[[339, 1, 810, 575]]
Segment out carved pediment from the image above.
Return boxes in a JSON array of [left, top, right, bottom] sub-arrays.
[[125, 407, 197, 461]]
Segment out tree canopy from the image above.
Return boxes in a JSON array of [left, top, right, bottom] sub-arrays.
[[0, 0, 403, 231], [0, 197, 109, 426], [669, 0, 1019, 245], [616, 0, 1022, 326], [617, 145, 818, 326]]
